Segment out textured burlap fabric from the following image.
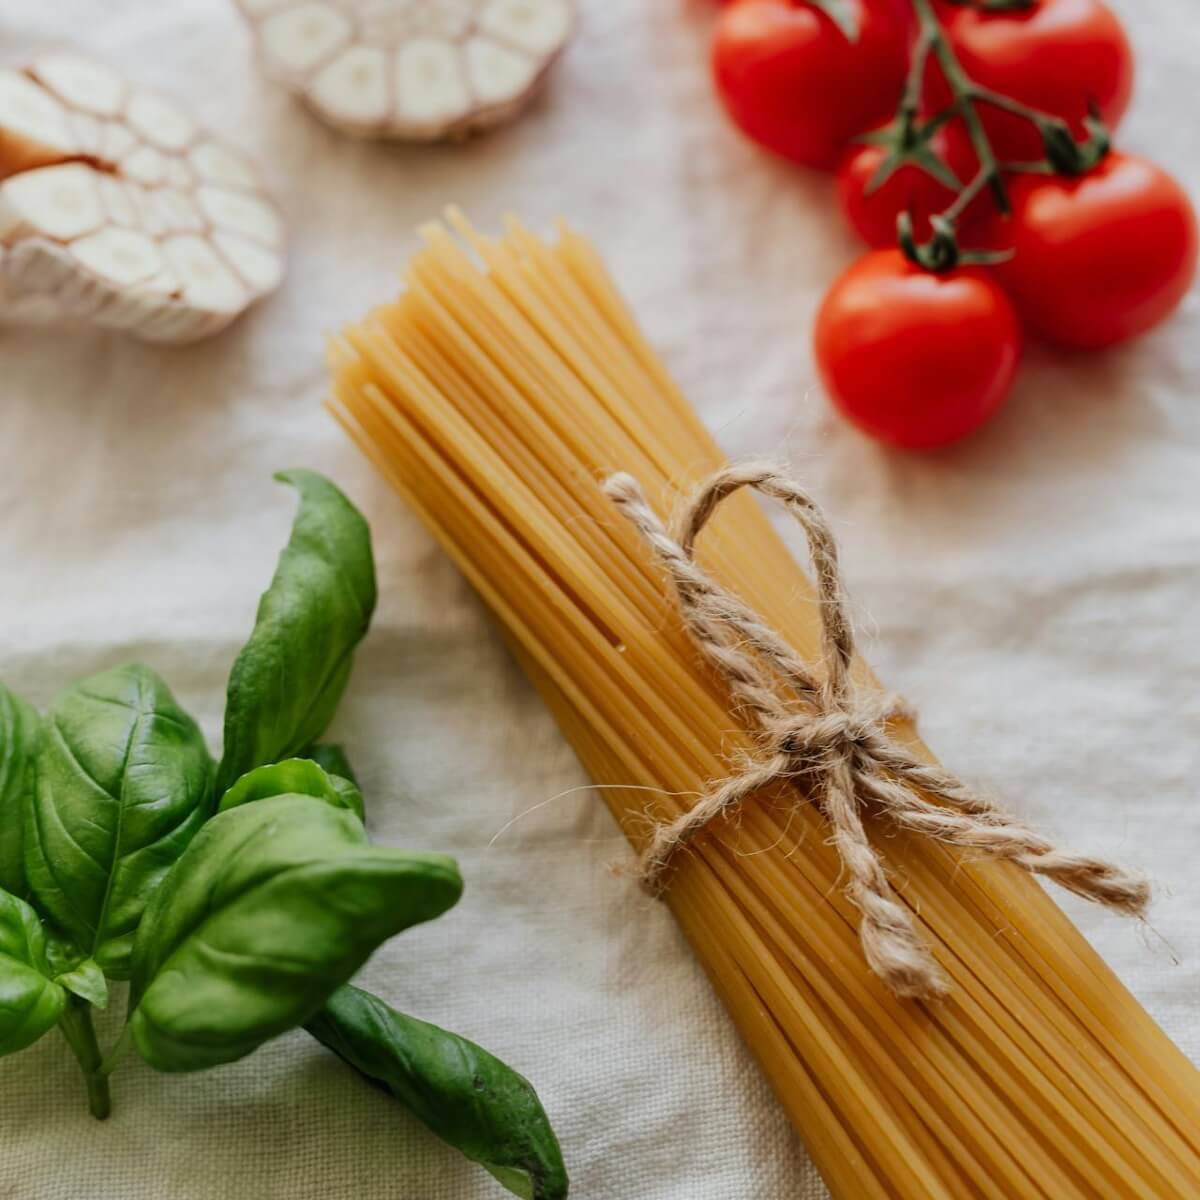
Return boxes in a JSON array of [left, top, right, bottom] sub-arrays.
[[1, 2, 1196, 1196]]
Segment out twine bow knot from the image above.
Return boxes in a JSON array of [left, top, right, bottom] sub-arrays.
[[774, 696, 912, 761], [605, 462, 1149, 999]]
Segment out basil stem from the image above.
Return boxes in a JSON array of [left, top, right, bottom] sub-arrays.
[[57, 994, 110, 1120]]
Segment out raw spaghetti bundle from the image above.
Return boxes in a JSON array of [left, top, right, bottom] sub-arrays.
[[327, 212, 1200, 1200]]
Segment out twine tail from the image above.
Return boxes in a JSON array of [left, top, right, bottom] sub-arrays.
[[824, 758, 949, 1000], [857, 761, 1153, 918], [635, 755, 790, 891], [1013, 849, 1151, 914]]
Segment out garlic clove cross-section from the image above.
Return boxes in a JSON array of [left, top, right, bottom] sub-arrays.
[[235, 0, 575, 142], [0, 54, 285, 343]]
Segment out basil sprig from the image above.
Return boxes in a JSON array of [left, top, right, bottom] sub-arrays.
[[0, 471, 567, 1198]]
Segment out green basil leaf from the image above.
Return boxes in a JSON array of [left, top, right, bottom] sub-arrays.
[[0, 887, 65, 1056], [303, 743, 359, 789], [302, 744, 365, 818], [43, 928, 81, 980], [54, 956, 108, 1010], [307, 986, 568, 1200], [24, 664, 213, 980], [0, 684, 41, 899], [328, 773, 365, 817], [219, 758, 364, 821], [215, 471, 376, 796], [42, 928, 110, 1005], [128, 794, 461, 1074]]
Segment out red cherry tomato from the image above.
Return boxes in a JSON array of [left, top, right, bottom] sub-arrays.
[[836, 135, 957, 248], [814, 249, 1021, 448], [712, 0, 910, 170], [986, 153, 1198, 350], [934, 0, 1133, 162], [835, 119, 985, 248]]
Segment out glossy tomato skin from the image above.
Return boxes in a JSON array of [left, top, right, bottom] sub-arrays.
[[934, 0, 1133, 162], [712, 0, 910, 170], [988, 153, 1198, 349], [814, 249, 1021, 448]]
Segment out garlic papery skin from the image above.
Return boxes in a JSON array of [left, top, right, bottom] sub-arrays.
[[0, 54, 285, 343]]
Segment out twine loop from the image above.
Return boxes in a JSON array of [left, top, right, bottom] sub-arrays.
[[604, 462, 1150, 999]]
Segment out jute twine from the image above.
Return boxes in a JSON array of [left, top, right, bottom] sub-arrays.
[[604, 462, 1149, 999]]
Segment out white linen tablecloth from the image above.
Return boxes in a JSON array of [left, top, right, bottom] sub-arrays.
[[2, 2, 1197, 1196]]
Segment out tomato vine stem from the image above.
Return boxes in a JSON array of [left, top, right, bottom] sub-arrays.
[[58, 995, 113, 1120], [897, 0, 1109, 270], [911, 0, 1009, 211]]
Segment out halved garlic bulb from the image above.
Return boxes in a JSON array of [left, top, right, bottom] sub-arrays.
[[0, 54, 285, 343], [235, 0, 575, 141]]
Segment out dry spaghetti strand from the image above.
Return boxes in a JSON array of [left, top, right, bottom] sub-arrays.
[[327, 212, 1200, 1200]]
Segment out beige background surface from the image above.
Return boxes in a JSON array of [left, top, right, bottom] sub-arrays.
[[1, 2, 1198, 1197]]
